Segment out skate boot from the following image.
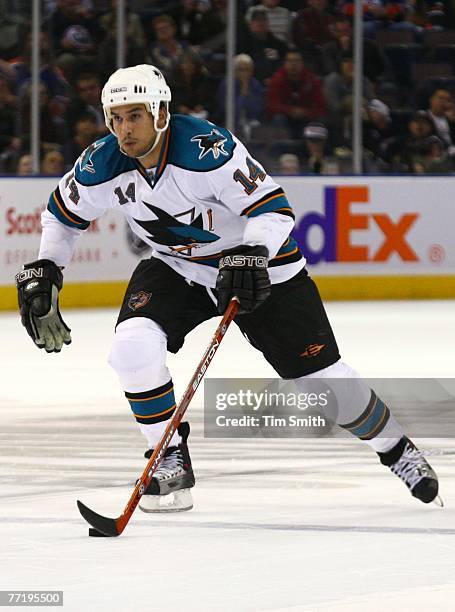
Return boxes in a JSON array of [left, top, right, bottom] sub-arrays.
[[139, 421, 195, 513], [378, 436, 442, 506]]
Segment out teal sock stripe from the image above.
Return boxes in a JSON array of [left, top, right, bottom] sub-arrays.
[[340, 390, 390, 440], [125, 381, 176, 425]]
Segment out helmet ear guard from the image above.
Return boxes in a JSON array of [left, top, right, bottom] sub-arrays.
[[101, 64, 171, 146]]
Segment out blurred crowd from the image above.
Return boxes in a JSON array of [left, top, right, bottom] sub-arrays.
[[2, 0, 455, 175]]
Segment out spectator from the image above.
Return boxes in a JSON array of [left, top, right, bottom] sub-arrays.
[[45, 0, 107, 83], [170, 0, 199, 41], [425, 88, 455, 154], [16, 153, 32, 175], [65, 73, 107, 137], [18, 83, 65, 146], [62, 113, 98, 170], [266, 50, 326, 139], [149, 15, 188, 79], [216, 54, 264, 137], [324, 52, 374, 146], [96, 17, 146, 83], [278, 152, 301, 174], [363, 99, 393, 163], [238, 6, 288, 84], [0, 0, 27, 60], [321, 16, 387, 83], [0, 76, 19, 157], [423, 0, 446, 30], [186, 0, 227, 52], [41, 148, 65, 175], [413, 135, 454, 173], [170, 51, 213, 119], [246, 0, 292, 42], [99, 0, 146, 49], [387, 111, 435, 171], [301, 122, 341, 173], [0, 31, 68, 101], [338, 0, 420, 39], [293, 0, 335, 48]]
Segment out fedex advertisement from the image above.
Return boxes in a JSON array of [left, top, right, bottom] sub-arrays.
[[0, 176, 454, 307], [280, 177, 454, 275]]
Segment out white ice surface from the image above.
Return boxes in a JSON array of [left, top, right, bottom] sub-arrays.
[[1, 300, 455, 612]]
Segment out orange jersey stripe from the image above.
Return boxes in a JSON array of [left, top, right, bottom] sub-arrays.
[[156, 129, 170, 177], [52, 192, 84, 225], [273, 207, 293, 214], [245, 192, 284, 216], [272, 246, 299, 261]]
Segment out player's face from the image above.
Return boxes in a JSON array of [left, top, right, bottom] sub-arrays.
[[111, 104, 157, 158]]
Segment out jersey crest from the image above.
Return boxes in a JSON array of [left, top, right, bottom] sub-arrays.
[[78, 141, 106, 175], [190, 129, 229, 160], [133, 202, 220, 249]]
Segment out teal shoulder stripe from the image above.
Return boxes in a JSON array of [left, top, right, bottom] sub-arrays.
[[47, 193, 90, 230], [275, 236, 299, 257], [246, 195, 293, 218], [269, 235, 303, 268]]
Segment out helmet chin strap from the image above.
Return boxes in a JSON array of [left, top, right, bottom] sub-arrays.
[[134, 130, 162, 160], [119, 130, 162, 159]]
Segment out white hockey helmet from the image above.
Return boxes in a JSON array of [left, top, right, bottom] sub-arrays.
[[101, 64, 171, 137]]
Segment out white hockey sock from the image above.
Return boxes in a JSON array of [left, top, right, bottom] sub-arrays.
[[108, 317, 181, 448], [294, 361, 404, 453]]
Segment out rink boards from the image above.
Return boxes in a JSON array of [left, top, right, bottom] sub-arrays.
[[1, 175, 454, 309]]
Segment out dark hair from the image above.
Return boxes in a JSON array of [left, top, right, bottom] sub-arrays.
[[285, 49, 303, 60], [75, 113, 97, 125], [250, 6, 268, 20], [77, 73, 100, 84], [152, 14, 176, 29]]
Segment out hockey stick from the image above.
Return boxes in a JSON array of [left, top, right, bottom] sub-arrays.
[[77, 297, 239, 537]]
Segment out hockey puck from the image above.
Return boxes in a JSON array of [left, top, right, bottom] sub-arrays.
[[88, 527, 108, 537]]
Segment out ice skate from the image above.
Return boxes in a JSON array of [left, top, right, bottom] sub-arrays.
[[378, 436, 442, 506], [139, 422, 195, 513]]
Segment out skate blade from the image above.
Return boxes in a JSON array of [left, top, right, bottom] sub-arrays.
[[433, 494, 444, 508], [139, 488, 193, 513]]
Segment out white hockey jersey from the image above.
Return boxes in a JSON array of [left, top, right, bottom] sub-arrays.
[[40, 114, 305, 287]]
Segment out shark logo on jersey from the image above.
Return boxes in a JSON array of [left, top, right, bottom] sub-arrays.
[[133, 201, 220, 248], [191, 129, 229, 160], [78, 141, 106, 174]]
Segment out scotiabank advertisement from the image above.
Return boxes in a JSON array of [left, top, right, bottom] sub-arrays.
[[0, 176, 454, 291], [280, 176, 454, 275], [0, 178, 138, 287]]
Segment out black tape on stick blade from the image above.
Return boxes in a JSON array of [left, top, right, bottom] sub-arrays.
[[88, 528, 109, 537]]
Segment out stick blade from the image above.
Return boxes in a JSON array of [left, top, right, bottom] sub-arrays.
[[77, 500, 121, 537]]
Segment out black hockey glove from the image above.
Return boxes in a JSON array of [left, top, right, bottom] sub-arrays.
[[15, 259, 72, 353], [216, 245, 271, 315]]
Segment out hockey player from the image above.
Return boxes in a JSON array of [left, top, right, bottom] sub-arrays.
[[16, 64, 441, 512]]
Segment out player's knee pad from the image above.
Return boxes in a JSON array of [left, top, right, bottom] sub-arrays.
[[108, 317, 170, 391], [293, 360, 371, 425], [303, 360, 361, 380]]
